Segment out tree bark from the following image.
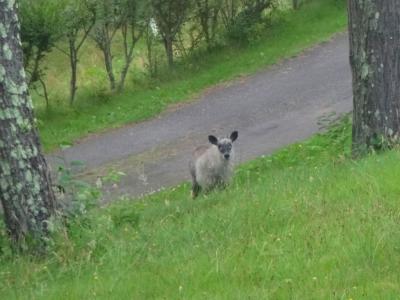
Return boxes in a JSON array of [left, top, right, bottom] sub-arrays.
[[292, 0, 301, 10], [117, 23, 142, 92], [164, 37, 174, 67], [348, 1, 400, 156], [103, 42, 116, 91], [68, 39, 78, 106], [0, 0, 57, 251]]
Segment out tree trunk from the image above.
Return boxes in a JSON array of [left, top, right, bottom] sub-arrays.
[[164, 37, 174, 68], [103, 43, 116, 91], [118, 57, 133, 92], [196, 0, 211, 50], [292, 0, 301, 10], [348, 1, 400, 156], [0, 0, 57, 251], [117, 24, 139, 92], [68, 38, 78, 105]]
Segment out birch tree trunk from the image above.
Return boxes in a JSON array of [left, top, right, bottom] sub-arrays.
[[0, 0, 57, 250], [348, 1, 400, 156]]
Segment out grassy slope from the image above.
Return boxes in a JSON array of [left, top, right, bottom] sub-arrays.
[[38, 1, 347, 151], [2, 118, 400, 299]]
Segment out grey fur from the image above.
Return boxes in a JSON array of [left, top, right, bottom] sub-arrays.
[[189, 131, 238, 198]]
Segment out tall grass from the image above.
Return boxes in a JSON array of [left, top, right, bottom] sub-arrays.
[[37, 0, 347, 151], [2, 117, 400, 299]]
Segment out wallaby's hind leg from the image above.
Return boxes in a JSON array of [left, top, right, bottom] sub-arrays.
[[189, 161, 201, 198], [191, 181, 201, 199]]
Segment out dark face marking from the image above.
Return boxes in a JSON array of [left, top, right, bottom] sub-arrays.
[[208, 132, 237, 160], [218, 140, 233, 160]]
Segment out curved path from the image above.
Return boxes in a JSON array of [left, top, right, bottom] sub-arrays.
[[47, 33, 352, 202]]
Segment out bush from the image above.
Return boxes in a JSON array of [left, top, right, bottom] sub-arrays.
[[226, 0, 275, 44]]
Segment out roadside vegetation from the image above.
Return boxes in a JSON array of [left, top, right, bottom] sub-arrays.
[[23, 0, 347, 150], [2, 116, 400, 298]]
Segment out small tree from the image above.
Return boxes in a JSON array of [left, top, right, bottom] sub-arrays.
[[91, 0, 121, 91], [348, 1, 400, 155], [118, 0, 148, 91], [19, 0, 65, 108], [91, 0, 147, 92], [0, 0, 57, 252], [219, 0, 240, 31], [193, 0, 221, 50], [151, 0, 191, 67], [144, 18, 163, 77], [226, 0, 274, 44], [60, 0, 96, 105]]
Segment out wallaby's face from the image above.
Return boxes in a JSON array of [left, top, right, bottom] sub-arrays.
[[208, 131, 238, 160]]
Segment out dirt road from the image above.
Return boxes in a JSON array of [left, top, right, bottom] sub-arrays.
[[47, 33, 352, 201]]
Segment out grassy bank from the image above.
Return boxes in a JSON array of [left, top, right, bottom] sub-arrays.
[[37, 0, 347, 151], [2, 117, 400, 298]]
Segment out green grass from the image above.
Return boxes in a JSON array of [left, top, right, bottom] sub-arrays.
[[37, 0, 348, 151], [2, 117, 400, 299]]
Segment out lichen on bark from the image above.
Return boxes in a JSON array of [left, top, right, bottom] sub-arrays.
[[0, 0, 57, 251], [348, 0, 400, 155]]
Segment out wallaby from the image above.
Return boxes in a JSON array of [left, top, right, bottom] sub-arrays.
[[189, 131, 238, 198]]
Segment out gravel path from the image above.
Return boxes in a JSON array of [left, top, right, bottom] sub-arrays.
[[47, 33, 352, 202]]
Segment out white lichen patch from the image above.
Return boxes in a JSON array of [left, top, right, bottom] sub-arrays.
[[5, 77, 19, 94], [7, 0, 15, 10], [1, 161, 11, 175], [18, 81, 28, 94], [32, 175, 41, 194], [25, 169, 33, 182], [19, 118, 32, 132], [3, 42, 12, 60], [0, 65, 5, 81], [11, 94, 21, 106], [19, 68, 26, 79], [0, 23, 6, 38], [361, 64, 370, 79], [0, 178, 8, 190]]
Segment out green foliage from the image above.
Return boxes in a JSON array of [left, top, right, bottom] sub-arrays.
[[151, 0, 191, 66], [226, 0, 275, 44], [19, 0, 65, 61], [55, 161, 102, 217], [19, 0, 65, 102], [63, 0, 96, 36]]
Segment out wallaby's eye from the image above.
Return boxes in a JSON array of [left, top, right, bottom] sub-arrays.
[[218, 145, 222, 150]]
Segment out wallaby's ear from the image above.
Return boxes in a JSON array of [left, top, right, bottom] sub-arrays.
[[230, 131, 238, 142], [208, 135, 218, 145]]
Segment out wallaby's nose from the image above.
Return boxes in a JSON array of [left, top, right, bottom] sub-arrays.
[[224, 154, 230, 160]]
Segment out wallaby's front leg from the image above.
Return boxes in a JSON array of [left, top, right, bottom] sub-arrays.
[[191, 182, 201, 199]]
